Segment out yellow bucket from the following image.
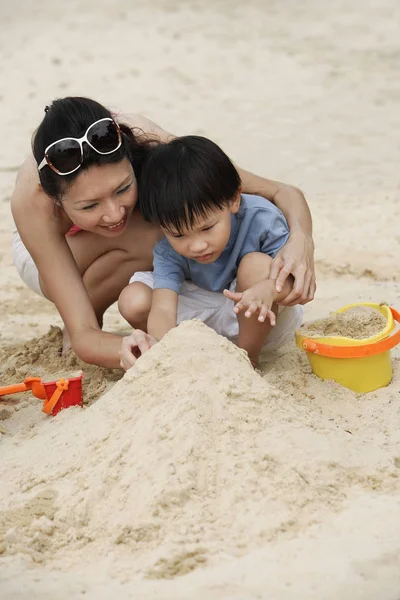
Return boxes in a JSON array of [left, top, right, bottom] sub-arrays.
[[296, 303, 400, 393]]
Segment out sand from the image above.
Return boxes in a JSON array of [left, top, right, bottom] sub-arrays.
[[301, 305, 388, 339], [1, 0, 400, 598], [1, 321, 400, 599]]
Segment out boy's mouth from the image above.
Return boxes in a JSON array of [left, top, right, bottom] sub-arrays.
[[195, 252, 214, 262]]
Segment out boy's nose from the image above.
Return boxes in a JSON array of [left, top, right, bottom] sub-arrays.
[[190, 237, 208, 254]]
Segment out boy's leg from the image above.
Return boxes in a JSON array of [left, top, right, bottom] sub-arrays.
[[118, 282, 153, 330], [235, 252, 276, 367]]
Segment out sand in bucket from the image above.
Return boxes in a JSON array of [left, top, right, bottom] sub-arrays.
[[301, 306, 387, 340]]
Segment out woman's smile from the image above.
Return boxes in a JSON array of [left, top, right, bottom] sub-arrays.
[[99, 212, 129, 233]]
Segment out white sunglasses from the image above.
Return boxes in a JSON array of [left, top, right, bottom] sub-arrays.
[[38, 118, 122, 175]]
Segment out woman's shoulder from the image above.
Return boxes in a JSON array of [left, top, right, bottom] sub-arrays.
[[11, 155, 70, 234]]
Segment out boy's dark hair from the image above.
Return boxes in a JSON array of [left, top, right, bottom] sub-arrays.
[[139, 135, 241, 234], [32, 96, 152, 203]]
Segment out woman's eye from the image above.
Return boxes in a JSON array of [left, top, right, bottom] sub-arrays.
[[81, 203, 98, 211], [117, 183, 132, 195]]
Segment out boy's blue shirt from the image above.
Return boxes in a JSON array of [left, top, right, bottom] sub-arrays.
[[153, 193, 289, 294]]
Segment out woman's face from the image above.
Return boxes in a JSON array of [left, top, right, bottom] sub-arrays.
[[60, 158, 137, 237]]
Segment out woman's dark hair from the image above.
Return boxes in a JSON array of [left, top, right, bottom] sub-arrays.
[[32, 97, 152, 202], [139, 135, 241, 234]]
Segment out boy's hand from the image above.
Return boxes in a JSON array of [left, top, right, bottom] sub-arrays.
[[119, 329, 157, 371], [223, 281, 276, 325]]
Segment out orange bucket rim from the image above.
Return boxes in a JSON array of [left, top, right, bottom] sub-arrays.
[[299, 306, 400, 359], [296, 302, 394, 347]]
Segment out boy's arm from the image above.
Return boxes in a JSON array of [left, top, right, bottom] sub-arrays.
[[118, 287, 177, 371], [148, 289, 179, 341]]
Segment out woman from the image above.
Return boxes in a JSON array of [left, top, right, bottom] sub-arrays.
[[11, 97, 315, 369]]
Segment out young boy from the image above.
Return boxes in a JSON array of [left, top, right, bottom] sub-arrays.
[[118, 135, 301, 366]]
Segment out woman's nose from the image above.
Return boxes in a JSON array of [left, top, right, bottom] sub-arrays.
[[102, 200, 124, 223]]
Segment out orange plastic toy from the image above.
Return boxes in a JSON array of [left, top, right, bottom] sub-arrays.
[[0, 374, 83, 416]]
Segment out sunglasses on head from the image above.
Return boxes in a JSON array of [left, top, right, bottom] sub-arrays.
[[38, 118, 122, 176]]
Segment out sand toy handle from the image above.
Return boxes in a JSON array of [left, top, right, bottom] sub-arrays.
[[302, 307, 400, 358], [0, 377, 46, 399], [42, 379, 69, 415]]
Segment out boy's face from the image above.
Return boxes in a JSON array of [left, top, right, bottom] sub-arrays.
[[163, 193, 241, 264]]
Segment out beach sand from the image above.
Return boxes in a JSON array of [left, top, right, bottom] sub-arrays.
[[0, 0, 399, 598]]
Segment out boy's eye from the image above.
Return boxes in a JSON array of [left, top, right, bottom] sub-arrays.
[[171, 233, 184, 239], [202, 224, 215, 231]]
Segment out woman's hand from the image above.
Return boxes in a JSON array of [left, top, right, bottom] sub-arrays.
[[119, 329, 157, 371], [236, 172, 315, 306], [270, 231, 316, 306]]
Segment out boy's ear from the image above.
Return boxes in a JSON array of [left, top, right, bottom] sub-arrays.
[[230, 188, 242, 214]]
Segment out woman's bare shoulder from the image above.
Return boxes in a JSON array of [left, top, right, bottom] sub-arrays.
[[12, 155, 44, 210], [11, 155, 70, 234]]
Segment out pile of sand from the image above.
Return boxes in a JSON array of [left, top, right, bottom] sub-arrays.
[[1, 321, 398, 585], [300, 305, 387, 339]]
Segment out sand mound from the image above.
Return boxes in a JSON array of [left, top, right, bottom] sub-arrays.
[[0, 321, 398, 583], [300, 306, 387, 339], [0, 326, 122, 407]]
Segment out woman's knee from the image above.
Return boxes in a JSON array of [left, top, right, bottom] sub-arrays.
[[118, 282, 152, 323]]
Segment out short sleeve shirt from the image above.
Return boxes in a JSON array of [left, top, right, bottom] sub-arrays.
[[153, 194, 289, 294]]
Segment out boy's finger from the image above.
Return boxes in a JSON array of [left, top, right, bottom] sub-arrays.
[[223, 289, 242, 301], [258, 305, 269, 322], [233, 300, 248, 314], [245, 302, 258, 318]]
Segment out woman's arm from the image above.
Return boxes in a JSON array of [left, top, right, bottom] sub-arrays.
[[118, 113, 175, 144], [11, 166, 124, 368], [238, 168, 315, 305], [238, 169, 312, 235]]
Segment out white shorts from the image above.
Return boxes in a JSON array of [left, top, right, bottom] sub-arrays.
[[12, 229, 43, 297], [129, 271, 303, 353]]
